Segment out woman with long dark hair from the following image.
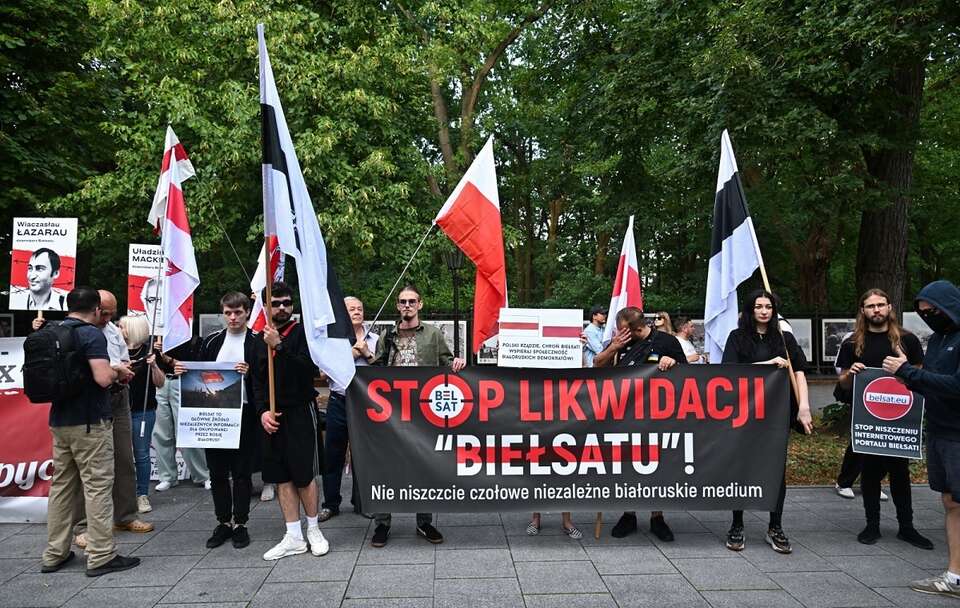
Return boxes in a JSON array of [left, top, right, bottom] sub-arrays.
[[721, 290, 812, 554]]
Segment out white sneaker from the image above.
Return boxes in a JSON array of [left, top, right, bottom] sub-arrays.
[[155, 481, 176, 492], [262, 534, 308, 561], [835, 483, 855, 499], [307, 526, 329, 556], [203, 480, 212, 491], [137, 495, 152, 513], [880, 489, 889, 501], [260, 485, 275, 501]]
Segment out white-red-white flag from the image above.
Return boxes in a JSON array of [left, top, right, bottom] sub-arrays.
[[156, 142, 199, 353], [602, 215, 643, 344], [434, 137, 507, 352], [248, 237, 284, 332], [148, 126, 195, 233]]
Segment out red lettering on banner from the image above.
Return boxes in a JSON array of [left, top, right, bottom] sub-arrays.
[[650, 378, 675, 419], [543, 379, 554, 421], [733, 378, 751, 428], [754, 377, 765, 419], [706, 377, 734, 420], [588, 379, 630, 420], [553, 440, 576, 467], [366, 379, 392, 422], [633, 378, 645, 420], [519, 380, 539, 421], [677, 378, 706, 420], [395, 380, 419, 422], [558, 379, 586, 421], [478, 380, 504, 421]]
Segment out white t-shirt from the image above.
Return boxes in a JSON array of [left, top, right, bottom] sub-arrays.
[[676, 336, 700, 363], [216, 330, 247, 402]]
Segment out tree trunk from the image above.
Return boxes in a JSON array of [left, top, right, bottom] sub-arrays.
[[593, 230, 610, 275], [542, 198, 562, 299]]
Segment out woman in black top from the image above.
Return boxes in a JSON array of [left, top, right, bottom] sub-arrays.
[[721, 290, 813, 554]]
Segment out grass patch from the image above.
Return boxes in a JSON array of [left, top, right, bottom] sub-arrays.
[[786, 428, 927, 485]]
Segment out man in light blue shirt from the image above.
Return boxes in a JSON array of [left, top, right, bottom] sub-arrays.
[[583, 305, 607, 367]]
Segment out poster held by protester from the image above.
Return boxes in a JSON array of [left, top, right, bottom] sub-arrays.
[[127, 244, 165, 328], [0, 338, 52, 523], [8, 218, 78, 311], [348, 364, 790, 512], [852, 367, 924, 459], [497, 308, 583, 368], [176, 363, 244, 449]]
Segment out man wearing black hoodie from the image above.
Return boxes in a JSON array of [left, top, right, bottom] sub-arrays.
[[882, 280, 960, 599]]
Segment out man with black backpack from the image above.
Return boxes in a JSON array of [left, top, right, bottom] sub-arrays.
[[33, 287, 140, 576]]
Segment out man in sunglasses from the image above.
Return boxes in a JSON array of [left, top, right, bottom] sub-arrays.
[[883, 281, 960, 599], [253, 282, 329, 561], [370, 283, 465, 548]]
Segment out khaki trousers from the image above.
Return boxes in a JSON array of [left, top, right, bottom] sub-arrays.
[[43, 421, 116, 570]]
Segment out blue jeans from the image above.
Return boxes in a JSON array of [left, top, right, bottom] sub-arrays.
[[131, 408, 157, 497]]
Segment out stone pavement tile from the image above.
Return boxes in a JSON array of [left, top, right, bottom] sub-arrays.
[[0, 533, 44, 559], [0, 558, 33, 583], [655, 512, 710, 534], [436, 512, 502, 527], [777, 508, 847, 531], [435, 577, 524, 608], [578, 530, 653, 547], [823, 516, 874, 533], [701, 590, 804, 608], [0, 524, 28, 543], [877, 532, 948, 569], [826, 554, 933, 587], [249, 581, 347, 607], [132, 530, 210, 556], [434, 525, 508, 550], [875, 586, 960, 607], [523, 593, 618, 608], [145, 499, 199, 522], [583, 545, 677, 575], [245, 502, 280, 519], [793, 530, 894, 556], [433, 548, 515, 579], [90, 555, 201, 588], [508, 533, 588, 562], [345, 564, 434, 599], [265, 549, 357, 583], [501, 512, 565, 536], [769, 571, 892, 608], [650, 533, 732, 558], [740, 542, 838, 573], [603, 573, 709, 608], [195, 541, 280, 569], [0, 571, 92, 608], [514, 561, 605, 595], [61, 585, 169, 608], [341, 600, 433, 608], [322, 525, 370, 551], [357, 536, 436, 565], [159, 567, 270, 604], [162, 509, 218, 532], [672, 557, 779, 591], [156, 605, 245, 608], [910, 509, 948, 529], [315, 513, 375, 529]]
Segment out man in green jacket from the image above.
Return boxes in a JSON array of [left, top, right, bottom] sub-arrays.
[[371, 284, 465, 547]]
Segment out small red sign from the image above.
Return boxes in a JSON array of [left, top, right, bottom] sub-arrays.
[[863, 377, 913, 421]]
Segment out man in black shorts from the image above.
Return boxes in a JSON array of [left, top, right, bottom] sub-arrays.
[[253, 282, 329, 561]]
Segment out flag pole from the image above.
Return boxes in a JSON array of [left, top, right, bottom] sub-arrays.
[[263, 242, 277, 415], [366, 223, 435, 333]]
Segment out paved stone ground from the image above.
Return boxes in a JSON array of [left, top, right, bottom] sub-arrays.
[[0, 479, 953, 608]]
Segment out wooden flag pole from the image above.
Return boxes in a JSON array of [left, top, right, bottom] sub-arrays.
[[263, 242, 277, 415]]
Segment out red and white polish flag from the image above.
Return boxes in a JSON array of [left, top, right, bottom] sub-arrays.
[[153, 136, 199, 353], [148, 126, 195, 233], [248, 236, 284, 332], [434, 137, 508, 353], [602, 215, 643, 344]]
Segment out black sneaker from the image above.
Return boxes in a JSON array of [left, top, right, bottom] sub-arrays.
[[371, 524, 390, 548], [232, 525, 250, 549], [611, 512, 638, 538], [206, 523, 234, 548], [650, 516, 674, 542], [725, 525, 745, 551], [41, 550, 75, 573], [857, 524, 882, 545], [86, 555, 140, 577], [417, 523, 444, 544], [765, 526, 792, 554], [898, 527, 934, 550]]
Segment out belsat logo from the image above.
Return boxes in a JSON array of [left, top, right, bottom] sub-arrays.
[[419, 375, 474, 428], [863, 377, 913, 421]]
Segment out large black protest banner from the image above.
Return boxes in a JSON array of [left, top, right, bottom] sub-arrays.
[[347, 365, 790, 512], [852, 367, 924, 459]]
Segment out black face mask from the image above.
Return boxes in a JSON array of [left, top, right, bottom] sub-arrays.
[[919, 308, 955, 334]]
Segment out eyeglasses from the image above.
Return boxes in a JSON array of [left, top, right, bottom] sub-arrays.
[[398, 299, 419, 306], [862, 303, 888, 310], [271, 299, 293, 308]]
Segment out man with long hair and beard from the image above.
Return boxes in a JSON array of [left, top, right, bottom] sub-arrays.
[[836, 289, 932, 549]]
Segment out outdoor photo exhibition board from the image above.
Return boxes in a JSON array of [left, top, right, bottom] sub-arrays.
[[176, 363, 244, 449], [497, 308, 583, 368], [127, 244, 165, 335], [852, 367, 924, 459], [8, 218, 78, 311]]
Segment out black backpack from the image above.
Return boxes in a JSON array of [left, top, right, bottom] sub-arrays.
[[23, 320, 92, 403]]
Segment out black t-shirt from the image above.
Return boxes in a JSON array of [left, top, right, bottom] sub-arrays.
[[616, 328, 688, 367], [128, 344, 158, 411], [835, 331, 923, 370], [49, 318, 111, 427]]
